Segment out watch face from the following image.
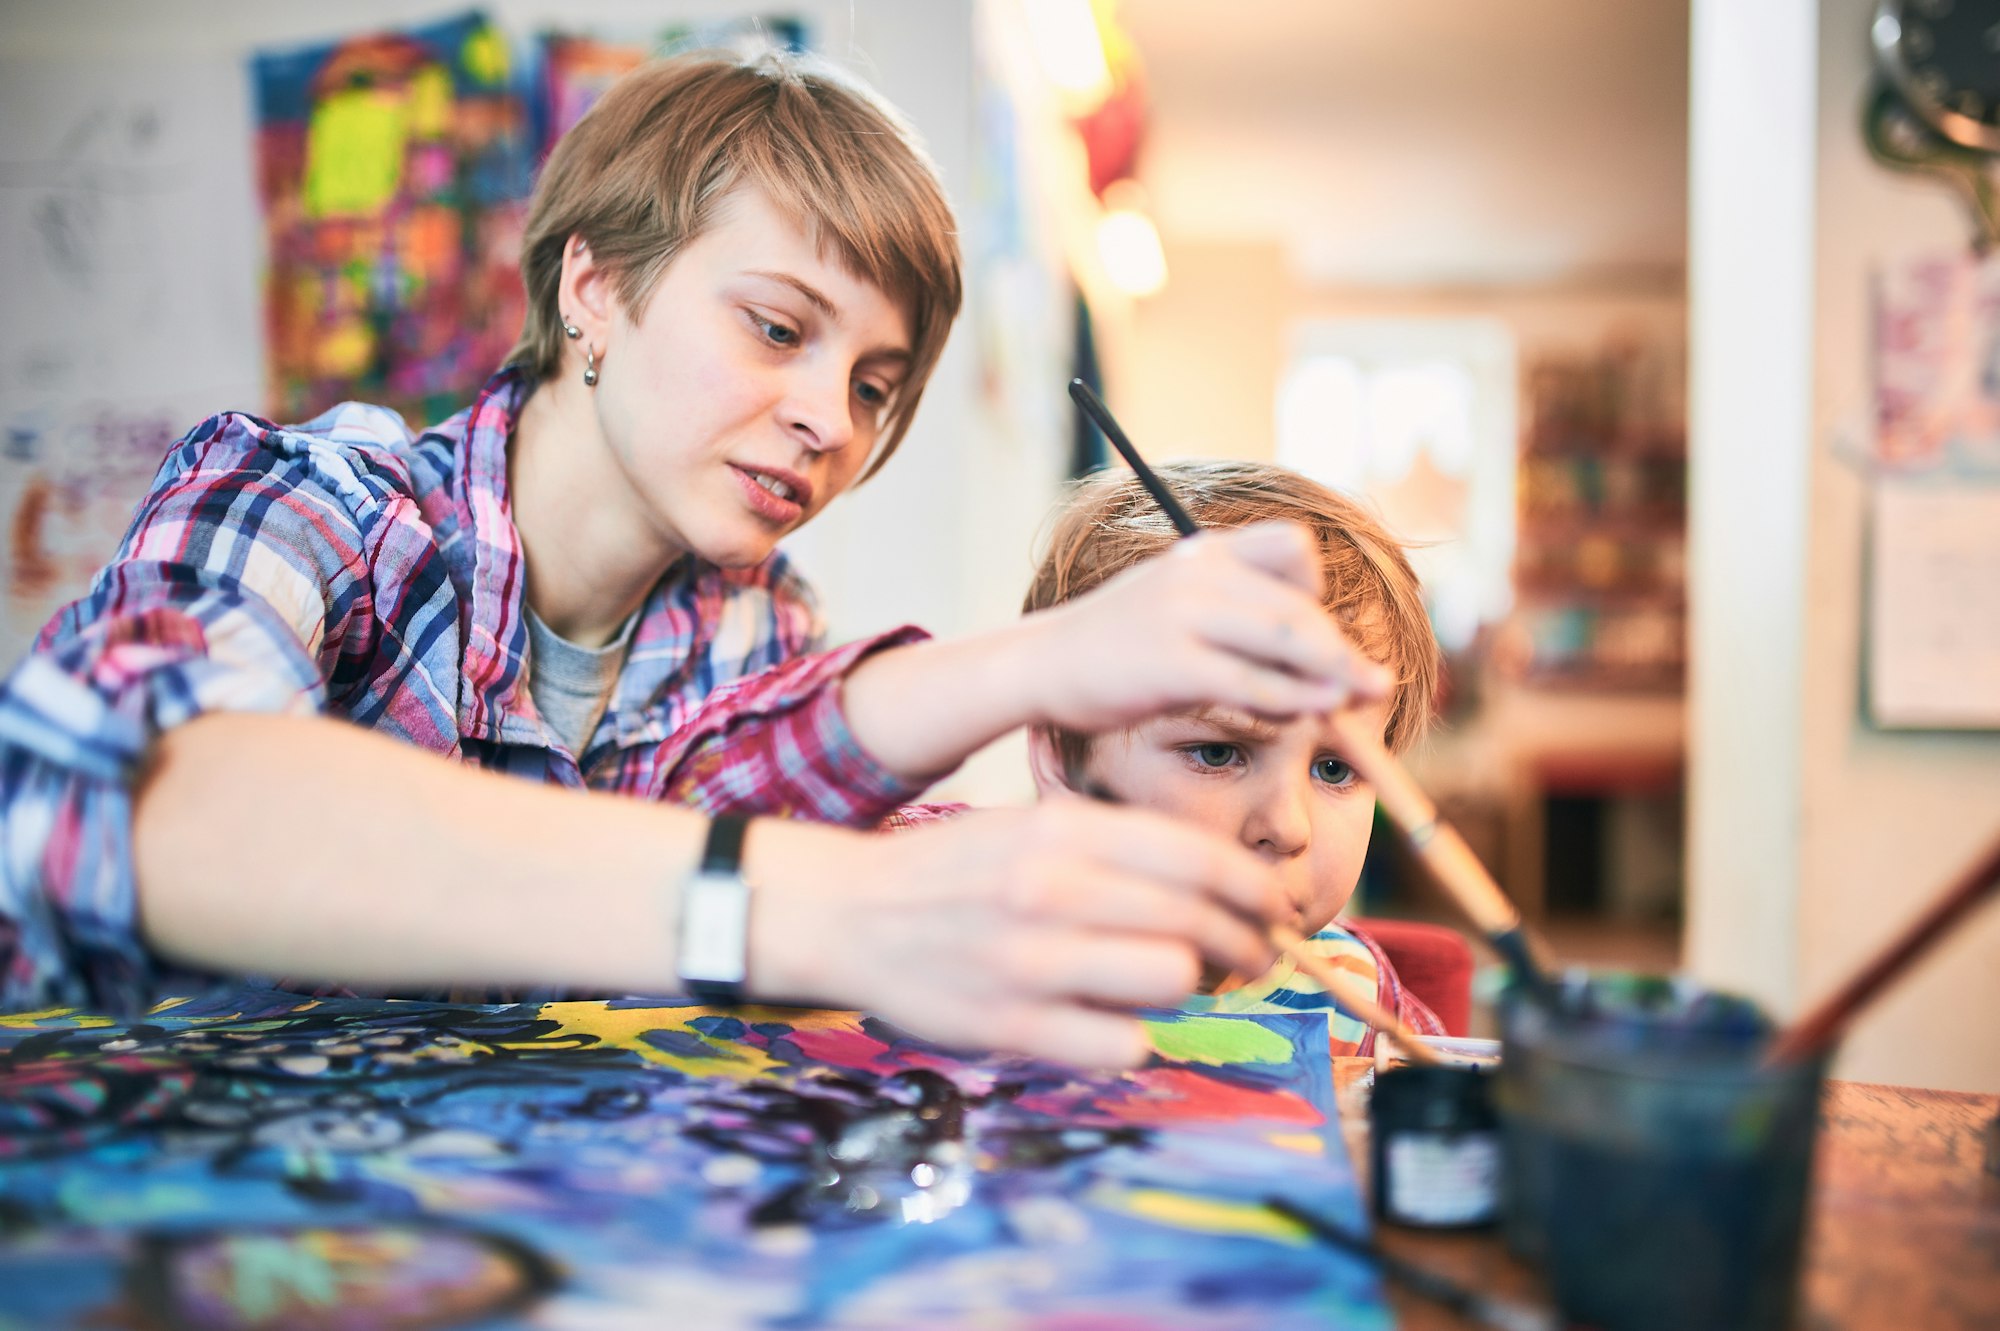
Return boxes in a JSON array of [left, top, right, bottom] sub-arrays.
[[1874, 0, 2000, 151]]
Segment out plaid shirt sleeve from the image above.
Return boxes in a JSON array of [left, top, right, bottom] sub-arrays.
[[657, 626, 949, 825], [0, 407, 405, 1015]]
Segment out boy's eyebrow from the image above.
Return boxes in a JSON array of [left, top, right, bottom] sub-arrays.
[[1184, 707, 1284, 744], [744, 269, 913, 363]]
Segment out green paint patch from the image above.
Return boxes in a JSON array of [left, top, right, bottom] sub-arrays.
[[1143, 1015, 1294, 1066]]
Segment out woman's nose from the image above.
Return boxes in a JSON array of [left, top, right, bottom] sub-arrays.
[[783, 363, 857, 454]]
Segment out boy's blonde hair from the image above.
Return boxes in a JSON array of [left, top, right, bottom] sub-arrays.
[[510, 51, 962, 477], [1025, 460, 1440, 773]]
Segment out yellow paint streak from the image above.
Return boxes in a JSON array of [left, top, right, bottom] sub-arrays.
[[1263, 1132, 1327, 1156], [0, 1008, 114, 1029], [1101, 1186, 1310, 1244], [530, 1002, 870, 1079]]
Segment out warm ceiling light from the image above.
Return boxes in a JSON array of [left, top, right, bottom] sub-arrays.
[[1097, 204, 1167, 297], [1023, 0, 1111, 100]]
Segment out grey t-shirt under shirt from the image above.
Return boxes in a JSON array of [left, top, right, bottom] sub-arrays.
[[525, 605, 638, 757]]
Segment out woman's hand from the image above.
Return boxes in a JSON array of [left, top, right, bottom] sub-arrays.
[[748, 799, 1286, 1068], [839, 521, 1393, 784], [1018, 521, 1391, 734]]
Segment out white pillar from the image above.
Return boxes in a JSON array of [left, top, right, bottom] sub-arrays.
[[1684, 0, 1819, 1014]]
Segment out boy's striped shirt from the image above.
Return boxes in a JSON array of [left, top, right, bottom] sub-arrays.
[[1184, 923, 1447, 1057]]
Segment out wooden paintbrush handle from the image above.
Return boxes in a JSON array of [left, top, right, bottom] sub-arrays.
[[1412, 823, 1525, 940], [1326, 712, 1525, 940], [1765, 830, 2000, 1065], [1273, 926, 1441, 1065]]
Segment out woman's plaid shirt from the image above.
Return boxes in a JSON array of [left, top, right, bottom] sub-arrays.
[[0, 368, 927, 1014]]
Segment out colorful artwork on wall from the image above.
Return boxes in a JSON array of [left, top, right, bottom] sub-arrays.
[[0, 56, 266, 669], [0, 989, 1386, 1329], [532, 17, 812, 155], [251, 11, 534, 430], [1874, 251, 2000, 477]]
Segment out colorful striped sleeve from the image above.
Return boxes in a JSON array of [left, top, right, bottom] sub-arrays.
[[0, 406, 408, 1014]]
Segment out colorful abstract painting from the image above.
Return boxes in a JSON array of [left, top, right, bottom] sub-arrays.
[[251, 11, 533, 430], [0, 988, 1388, 1329], [532, 17, 812, 155], [1874, 251, 2000, 476]]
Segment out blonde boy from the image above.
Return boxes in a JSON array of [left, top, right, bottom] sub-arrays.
[[1021, 461, 1446, 1052]]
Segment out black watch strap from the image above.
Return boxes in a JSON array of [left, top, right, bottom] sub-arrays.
[[701, 813, 749, 875], [678, 815, 753, 1004]]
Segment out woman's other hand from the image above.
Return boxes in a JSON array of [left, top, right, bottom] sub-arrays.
[[1020, 521, 1392, 733], [747, 799, 1285, 1068]]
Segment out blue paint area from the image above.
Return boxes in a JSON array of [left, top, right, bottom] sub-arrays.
[[689, 1014, 748, 1040], [0, 989, 1388, 1329]]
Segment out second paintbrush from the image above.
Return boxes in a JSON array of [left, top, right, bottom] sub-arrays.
[[1073, 777, 1441, 1064]]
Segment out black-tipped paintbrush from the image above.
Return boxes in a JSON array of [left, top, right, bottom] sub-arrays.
[[1266, 1197, 1557, 1331]]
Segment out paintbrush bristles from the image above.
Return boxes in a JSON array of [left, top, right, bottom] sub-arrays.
[[1272, 925, 1442, 1066]]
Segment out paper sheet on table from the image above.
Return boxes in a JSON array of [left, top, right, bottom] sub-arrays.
[[1868, 482, 2000, 728]]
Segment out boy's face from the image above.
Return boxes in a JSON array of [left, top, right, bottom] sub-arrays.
[[583, 183, 912, 569], [1038, 696, 1397, 938]]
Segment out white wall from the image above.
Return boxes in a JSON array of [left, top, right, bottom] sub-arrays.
[[1688, 0, 2000, 1093], [1795, 0, 2000, 1093], [0, 2, 1078, 808]]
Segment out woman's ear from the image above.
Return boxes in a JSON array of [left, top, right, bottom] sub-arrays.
[[1025, 727, 1077, 798], [555, 235, 619, 347]]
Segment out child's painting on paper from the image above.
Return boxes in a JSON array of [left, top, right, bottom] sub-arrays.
[[0, 989, 1387, 1329]]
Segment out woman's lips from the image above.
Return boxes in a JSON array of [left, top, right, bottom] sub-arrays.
[[731, 464, 810, 523]]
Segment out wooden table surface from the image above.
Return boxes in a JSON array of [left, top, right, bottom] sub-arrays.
[[1330, 1061, 2000, 1330]]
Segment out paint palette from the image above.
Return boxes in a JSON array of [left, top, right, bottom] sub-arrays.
[[0, 990, 1389, 1329]]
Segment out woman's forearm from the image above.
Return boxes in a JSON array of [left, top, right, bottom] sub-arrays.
[[136, 712, 734, 996], [836, 620, 1050, 782], [131, 710, 1287, 1069]]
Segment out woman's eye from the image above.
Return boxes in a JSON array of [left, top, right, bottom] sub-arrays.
[[1313, 757, 1356, 787], [754, 314, 799, 346], [855, 380, 887, 408], [1188, 743, 1239, 770]]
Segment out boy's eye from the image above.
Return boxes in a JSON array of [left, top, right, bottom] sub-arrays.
[[1313, 757, 1357, 787], [1187, 742, 1241, 770]]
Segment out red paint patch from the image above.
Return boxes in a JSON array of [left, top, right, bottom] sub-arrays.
[[782, 1026, 895, 1072], [1106, 1068, 1323, 1127]]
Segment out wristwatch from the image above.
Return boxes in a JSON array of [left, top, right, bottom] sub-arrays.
[[676, 815, 754, 1004]]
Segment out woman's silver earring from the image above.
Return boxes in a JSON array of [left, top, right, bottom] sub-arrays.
[[583, 347, 599, 388], [561, 317, 582, 340]]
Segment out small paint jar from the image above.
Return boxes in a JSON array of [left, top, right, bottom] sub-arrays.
[[1370, 1064, 1499, 1228]]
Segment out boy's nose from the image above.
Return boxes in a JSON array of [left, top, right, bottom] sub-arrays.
[[1244, 784, 1311, 860]]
